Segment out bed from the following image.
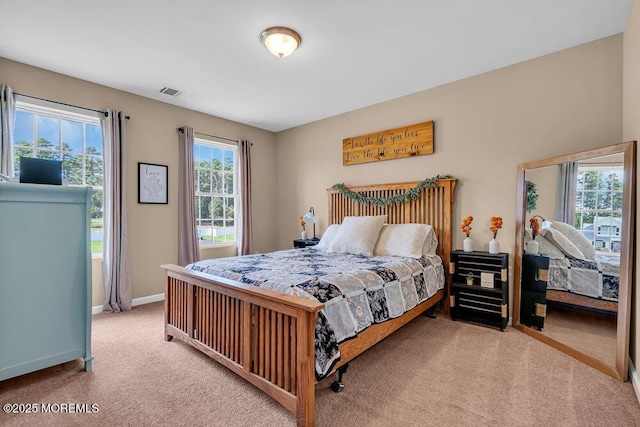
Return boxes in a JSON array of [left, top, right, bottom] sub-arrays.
[[162, 178, 457, 426], [545, 256, 619, 313], [524, 222, 619, 314]]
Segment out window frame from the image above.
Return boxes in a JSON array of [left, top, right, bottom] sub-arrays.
[[574, 164, 624, 256], [13, 97, 104, 256], [193, 137, 239, 248]]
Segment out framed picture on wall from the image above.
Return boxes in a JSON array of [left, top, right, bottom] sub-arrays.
[[138, 162, 168, 204]]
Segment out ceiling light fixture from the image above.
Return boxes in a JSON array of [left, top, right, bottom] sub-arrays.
[[260, 27, 301, 58]]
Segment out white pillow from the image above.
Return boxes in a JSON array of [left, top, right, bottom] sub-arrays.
[[327, 215, 386, 256], [550, 221, 596, 260], [374, 224, 429, 258], [422, 224, 439, 256], [524, 229, 565, 259], [315, 224, 340, 251], [540, 228, 585, 259]]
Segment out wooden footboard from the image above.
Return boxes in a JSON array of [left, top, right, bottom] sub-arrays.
[[163, 264, 323, 426]]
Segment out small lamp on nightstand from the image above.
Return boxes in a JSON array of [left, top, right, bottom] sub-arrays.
[[303, 207, 319, 240], [531, 215, 552, 229]]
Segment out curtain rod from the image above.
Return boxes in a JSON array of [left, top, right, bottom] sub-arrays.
[[178, 127, 243, 144], [195, 130, 239, 143], [15, 92, 131, 119]]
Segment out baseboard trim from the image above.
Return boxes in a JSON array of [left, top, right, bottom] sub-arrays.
[[629, 356, 640, 404], [92, 293, 165, 315], [132, 293, 166, 307]]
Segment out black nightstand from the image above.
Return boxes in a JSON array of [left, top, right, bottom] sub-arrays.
[[449, 250, 509, 331], [520, 254, 550, 331], [293, 239, 320, 248]]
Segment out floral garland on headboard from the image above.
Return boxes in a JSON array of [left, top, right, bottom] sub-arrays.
[[331, 174, 452, 206]]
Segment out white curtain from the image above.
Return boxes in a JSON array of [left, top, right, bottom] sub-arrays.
[[102, 110, 132, 312], [556, 161, 578, 224], [238, 140, 253, 255], [0, 84, 15, 176], [178, 126, 200, 265]]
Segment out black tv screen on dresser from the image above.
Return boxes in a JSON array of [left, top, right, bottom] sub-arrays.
[[19, 157, 63, 185]]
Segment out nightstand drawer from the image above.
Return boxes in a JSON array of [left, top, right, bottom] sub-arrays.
[[458, 291, 502, 312], [458, 291, 502, 305], [458, 302, 503, 315]]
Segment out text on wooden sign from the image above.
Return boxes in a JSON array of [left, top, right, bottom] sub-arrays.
[[342, 121, 434, 166]]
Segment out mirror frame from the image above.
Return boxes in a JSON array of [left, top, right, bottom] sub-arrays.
[[513, 141, 636, 381]]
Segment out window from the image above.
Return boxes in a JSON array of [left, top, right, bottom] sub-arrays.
[[13, 100, 104, 254], [574, 166, 623, 254], [194, 138, 238, 246]]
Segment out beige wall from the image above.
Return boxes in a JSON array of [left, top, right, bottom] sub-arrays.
[[624, 0, 640, 368], [275, 35, 623, 307], [0, 57, 279, 306], [0, 32, 629, 331]]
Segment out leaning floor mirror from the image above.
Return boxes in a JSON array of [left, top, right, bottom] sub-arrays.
[[513, 141, 636, 381]]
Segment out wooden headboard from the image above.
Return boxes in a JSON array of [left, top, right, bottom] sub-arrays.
[[326, 178, 457, 271]]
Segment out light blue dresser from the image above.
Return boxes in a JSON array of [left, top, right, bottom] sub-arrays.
[[0, 183, 93, 381]]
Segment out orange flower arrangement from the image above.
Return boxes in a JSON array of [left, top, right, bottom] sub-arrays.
[[490, 216, 503, 239], [299, 216, 306, 231], [530, 217, 540, 239], [460, 215, 473, 237]]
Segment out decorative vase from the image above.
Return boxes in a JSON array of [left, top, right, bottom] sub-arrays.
[[488, 238, 499, 254], [463, 237, 473, 253], [525, 239, 539, 255], [301, 230, 307, 240]]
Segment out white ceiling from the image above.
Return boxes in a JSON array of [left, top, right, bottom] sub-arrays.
[[0, 0, 633, 132]]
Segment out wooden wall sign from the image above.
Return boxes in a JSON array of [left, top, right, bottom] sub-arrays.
[[343, 120, 434, 166]]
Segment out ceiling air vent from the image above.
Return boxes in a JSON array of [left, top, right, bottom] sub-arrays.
[[159, 86, 182, 97]]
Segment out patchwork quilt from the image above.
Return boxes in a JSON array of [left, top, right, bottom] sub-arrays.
[[547, 255, 619, 301], [188, 247, 445, 379]]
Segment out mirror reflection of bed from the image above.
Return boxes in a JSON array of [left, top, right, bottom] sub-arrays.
[[523, 156, 621, 367], [513, 141, 635, 381]]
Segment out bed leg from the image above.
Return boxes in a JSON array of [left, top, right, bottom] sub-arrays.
[[331, 364, 349, 393], [424, 306, 436, 319], [165, 327, 174, 342]]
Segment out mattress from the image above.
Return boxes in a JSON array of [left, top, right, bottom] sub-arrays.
[[547, 255, 619, 302]]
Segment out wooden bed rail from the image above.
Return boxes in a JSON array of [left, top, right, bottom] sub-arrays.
[[162, 264, 323, 426]]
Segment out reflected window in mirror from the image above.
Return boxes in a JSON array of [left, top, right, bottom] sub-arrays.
[[575, 163, 623, 262], [526, 156, 625, 262]]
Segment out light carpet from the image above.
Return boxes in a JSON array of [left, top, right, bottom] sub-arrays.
[[1, 302, 639, 426]]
